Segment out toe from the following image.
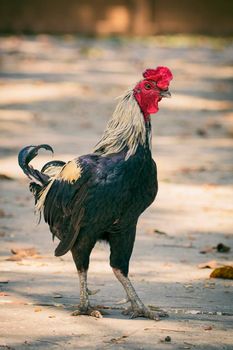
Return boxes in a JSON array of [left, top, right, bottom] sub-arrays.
[[144, 309, 168, 321], [148, 306, 168, 318], [89, 310, 103, 318], [129, 311, 139, 319], [71, 306, 103, 318], [158, 310, 168, 318], [149, 312, 160, 321], [71, 310, 82, 316], [123, 307, 167, 321]]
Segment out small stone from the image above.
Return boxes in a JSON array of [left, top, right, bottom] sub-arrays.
[[165, 336, 171, 342], [216, 243, 230, 253]]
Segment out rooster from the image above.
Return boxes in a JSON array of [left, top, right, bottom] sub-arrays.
[[18, 67, 173, 320]]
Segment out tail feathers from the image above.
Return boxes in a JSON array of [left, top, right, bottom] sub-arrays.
[[29, 182, 43, 203], [18, 144, 54, 186], [41, 160, 66, 177]]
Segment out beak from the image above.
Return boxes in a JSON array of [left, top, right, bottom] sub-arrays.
[[160, 89, 171, 98]]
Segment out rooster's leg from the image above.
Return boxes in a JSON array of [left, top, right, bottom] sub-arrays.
[[71, 237, 102, 318], [113, 268, 167, 320], [71, 270, 102, 318], [110, 227, 166, 320], [109, 227, 167, 320]]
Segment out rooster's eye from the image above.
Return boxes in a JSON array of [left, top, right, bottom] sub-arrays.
[[144, 83, 151, 90]]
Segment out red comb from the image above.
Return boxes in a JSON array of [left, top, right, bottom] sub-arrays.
[[143, 66, 173, 90]]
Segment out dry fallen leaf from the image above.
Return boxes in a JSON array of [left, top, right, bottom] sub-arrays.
[[11, 247, 38, 257], [210, 266, 233, 279], [34, 307, 42, 312], [6, 247, 41, 261]]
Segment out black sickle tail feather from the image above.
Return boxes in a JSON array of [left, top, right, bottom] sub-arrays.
[[18, 144, 54, 186], [41, 160, 66, 176]]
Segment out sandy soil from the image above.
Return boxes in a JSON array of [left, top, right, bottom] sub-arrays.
[[0, 36, 233, 350]]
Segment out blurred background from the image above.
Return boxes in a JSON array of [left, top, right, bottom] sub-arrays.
[[0, 0, 233, 35], [0, 2, 233, 348]]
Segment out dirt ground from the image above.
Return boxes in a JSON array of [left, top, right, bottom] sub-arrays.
[[0, 36, 233, 350]]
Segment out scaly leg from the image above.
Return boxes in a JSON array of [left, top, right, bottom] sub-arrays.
[[113, 268, 167, 320], [71, 270, 102, 318], [71, 233, 101, 317]]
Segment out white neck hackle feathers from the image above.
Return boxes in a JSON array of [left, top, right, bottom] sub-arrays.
[[94, 90, 151, 160], [35, 90, 151, 215]]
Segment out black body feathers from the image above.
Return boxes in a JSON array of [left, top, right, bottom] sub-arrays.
[[19, 115, 158, 276]]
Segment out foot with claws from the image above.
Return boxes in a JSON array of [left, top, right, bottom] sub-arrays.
[[72, 306, 102, 318], [113, 268, 168, 321], [71, 270, 102, 318], [72, 267, 168, 320], [122, 305, 168, 320]]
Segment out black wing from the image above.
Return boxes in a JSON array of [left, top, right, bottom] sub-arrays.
[[42, 153, 126, 256]]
